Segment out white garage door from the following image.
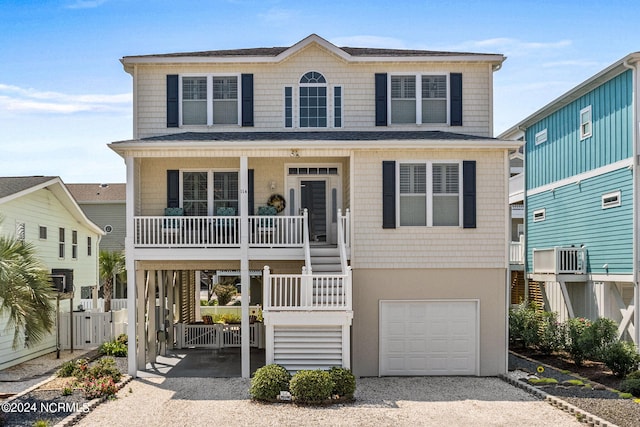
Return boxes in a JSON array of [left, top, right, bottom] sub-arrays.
[[379, 300, 478, 376]]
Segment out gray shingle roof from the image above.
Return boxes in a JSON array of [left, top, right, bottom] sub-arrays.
[[135, 131, 497, 143], [66, 183, 126, 203], [0, 176, 57, 199]]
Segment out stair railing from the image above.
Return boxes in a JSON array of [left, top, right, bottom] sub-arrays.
[[303, 208, 312, 274], [337, 209, 349, 274]]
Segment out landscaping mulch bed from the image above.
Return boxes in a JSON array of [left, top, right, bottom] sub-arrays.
[[0, 355, 129, 427], [509, 350, 640, 427]]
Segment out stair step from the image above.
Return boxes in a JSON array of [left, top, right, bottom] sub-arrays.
[[311, 256, 341, 264]]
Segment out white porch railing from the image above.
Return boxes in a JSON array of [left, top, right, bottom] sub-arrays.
[[263, 266, 352, 311], [79, 298, 128, 311], [533, 246, 587, 274], [175, 322, 264, 349], [509, 236, 524, 265], [134, 215, 305, 247]]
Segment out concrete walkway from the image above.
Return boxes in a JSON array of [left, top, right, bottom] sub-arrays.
[[142, 348, 265, 378]]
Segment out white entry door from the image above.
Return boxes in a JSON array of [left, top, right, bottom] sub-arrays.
[[379, 300, 478, 376]]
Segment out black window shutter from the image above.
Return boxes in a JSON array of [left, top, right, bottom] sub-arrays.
[[241, 74, 254, 126], [463, 160, 476, 228], [382, 161, 396, 229], [375, 73, 388, 126], [450, 73, 463, 126], [248, 169, 254, 215], [167, 170, 180, 208], [167, 75, 179, 128]]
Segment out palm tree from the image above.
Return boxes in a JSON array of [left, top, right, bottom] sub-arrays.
[[99, 250, 125, 312], [0, 234, 55, 349]]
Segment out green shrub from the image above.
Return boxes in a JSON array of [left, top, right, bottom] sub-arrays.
[[583, 318, 618, 360], [564, 317, 593, 366], [249, 364, 291, 400], [116, 334, 128, 345], [627, 370, 640, 380], [32, 420, 50, 427], [212, 283, 237, 306], [58, 360, 78, 377], [601, 341, 640, 378], [509, 301, 541, 349], [89, 357, 122, 383], [213, 313, 241, 324], [537, 311, 564, 355], [62, 386, 73, 396], [328, 367, 356, 398], [99, 339, 128, 357], [620, 378, 640, 397], [290, 370, 334, 403], [82, 376, 117, 399]]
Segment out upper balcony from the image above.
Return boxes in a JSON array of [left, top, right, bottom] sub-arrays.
[[531, 246, 587, 280]]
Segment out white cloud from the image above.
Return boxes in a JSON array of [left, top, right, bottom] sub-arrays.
[[65, 0, 107, 9], [330, 35, 407, 49], [0, 84, 131, 114], [436, 38, 572, 56]]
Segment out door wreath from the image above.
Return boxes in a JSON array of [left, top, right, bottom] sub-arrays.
[[267, 194, 286, 212]]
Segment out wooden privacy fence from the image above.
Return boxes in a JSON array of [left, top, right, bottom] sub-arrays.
[[59, 309, 127, 350]]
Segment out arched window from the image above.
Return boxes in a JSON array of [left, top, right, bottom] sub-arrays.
[[299, 71, 327, 127]]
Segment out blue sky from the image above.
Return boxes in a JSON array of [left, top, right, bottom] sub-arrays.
[[1, 0, 638, 183]]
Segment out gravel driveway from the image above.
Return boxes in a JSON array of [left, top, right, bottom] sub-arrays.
[[78, 376, 583, 426]]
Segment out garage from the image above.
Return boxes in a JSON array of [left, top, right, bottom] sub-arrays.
[[379, 300, 479, 376]]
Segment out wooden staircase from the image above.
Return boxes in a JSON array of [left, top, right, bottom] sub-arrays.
[[510, 270, 544, 309]]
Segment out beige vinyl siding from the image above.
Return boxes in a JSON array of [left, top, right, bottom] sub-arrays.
[[351, 149, 507, 269], [133, 44, 493, 139], [351, 268, 507, 377], [136, 156, 349, 216], [0, 190, 100, 301]]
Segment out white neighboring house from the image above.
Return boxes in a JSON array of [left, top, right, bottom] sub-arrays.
[[0, 176, 104, 369]]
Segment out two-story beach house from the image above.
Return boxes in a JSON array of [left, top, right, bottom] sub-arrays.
[[500, 53, 640, 346], [0, 176, 103, 369], [110, 34, 518, 378]]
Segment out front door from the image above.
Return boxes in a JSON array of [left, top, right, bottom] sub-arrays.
[[301, 180, 327, 242]]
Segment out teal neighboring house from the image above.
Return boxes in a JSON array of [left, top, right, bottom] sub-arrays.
[[501, 53, 640, 346]]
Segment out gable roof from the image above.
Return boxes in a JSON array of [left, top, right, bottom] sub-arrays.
[[0, 176, 56, 199], [500, 52, 640, 139], [67, 183, 126, 203], [121, 34, 505, 71], [0, 176, 105, 236]]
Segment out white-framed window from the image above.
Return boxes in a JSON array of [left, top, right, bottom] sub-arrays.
[[334, 86, 342, 128], [180, 74, 239, 126], [535, 129, 548, 145], [181, 170, 239, 216], [398, 161, 461, 227], [533, 208, 546, 222], [390, 74, 448, 125], [72, 230, 78, 259], [299, 71, 327, 128], [580, 105, 592, 139], [59, 227, 65, 258], [602, 190, 621, 209], [87, 237, 92, 256], [39, 225, 47, 240]]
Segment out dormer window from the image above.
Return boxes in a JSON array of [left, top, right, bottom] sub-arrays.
[[299, 72, 327, 128]]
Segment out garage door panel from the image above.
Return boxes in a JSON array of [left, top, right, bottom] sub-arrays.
[[380, 301, 478, 376]]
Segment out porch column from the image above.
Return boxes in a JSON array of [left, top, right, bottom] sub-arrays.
[[195, 271, 201, 321], [167, 270, 174, 350], [147, 270, 157, 363], [240, 155, 250, 378], [135, 269, 146, 372], [125, 156, 137, 376], [157, 270, 165, 356]]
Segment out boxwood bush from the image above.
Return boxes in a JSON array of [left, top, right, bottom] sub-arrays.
[[601, 341, 640, 378], [328, 367, 356, 398], [289, 370, 334, 403], [249, 364, 291, 400]]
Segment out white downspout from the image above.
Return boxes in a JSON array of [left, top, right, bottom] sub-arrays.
[[623, 58, 639, 348]]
